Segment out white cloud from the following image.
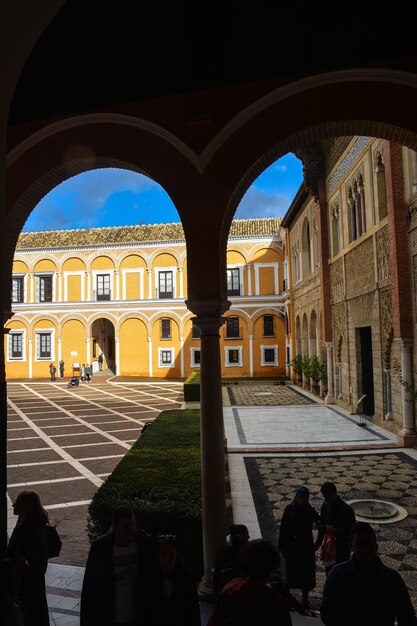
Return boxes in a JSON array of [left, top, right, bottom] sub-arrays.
[[234, 186, 291, 219], [273, 164, 288, 172]]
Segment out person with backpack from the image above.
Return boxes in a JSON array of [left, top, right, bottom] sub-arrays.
[[7, 491, 52, 626]]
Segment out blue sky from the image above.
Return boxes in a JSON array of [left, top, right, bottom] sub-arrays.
[[23, 153, 303, 232]]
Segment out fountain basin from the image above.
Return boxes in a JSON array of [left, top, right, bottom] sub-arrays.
[[347, 499, 408, 524]]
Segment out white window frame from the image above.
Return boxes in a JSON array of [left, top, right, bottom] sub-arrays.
[[35, 328, 55, 361], [226, 265, 244, 296], [122, 268, 144, 300], [158, 347, 175, 368], [92, 269, 114, 301], [224, 346, 243, 367], [261, 345, 278, 366], [11, 274, 26, 304], [155, 267, 176, 299], [64, 270, 85, 302], [190, 347, 201, 368], [8, 330, 26, 361], [36, 272, 55, 303]]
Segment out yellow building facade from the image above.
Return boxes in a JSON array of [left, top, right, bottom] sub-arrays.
[[5, 218, 288, 380]]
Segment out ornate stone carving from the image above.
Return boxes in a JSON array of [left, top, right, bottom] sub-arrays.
[[332, 302, 346, 361], [376, 226, 390, 282], [380, 289, 393, 368], [328, 137, 372, 193], [349, 292, 375, 327], [345, 238, 374, 299], [330, 258, 344, 303]]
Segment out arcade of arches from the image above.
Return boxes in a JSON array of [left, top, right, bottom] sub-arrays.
[[2, 1, 417, 594]]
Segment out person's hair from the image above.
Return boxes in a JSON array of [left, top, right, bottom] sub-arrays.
[[320, 482, 337, 496], [112, 504, 135, 524], [239, 539, 280, 579], [157, 534, 191, 574], [229, 524, 249, 549], [15, 490, 49, 523], [349, 521, 376, 543]]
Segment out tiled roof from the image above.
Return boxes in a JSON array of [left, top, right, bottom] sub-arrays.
[[17, 217, 281, 250]]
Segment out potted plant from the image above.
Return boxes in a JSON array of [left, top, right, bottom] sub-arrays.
[[302, 356, 312, 390], [291, 354, 303, 385]]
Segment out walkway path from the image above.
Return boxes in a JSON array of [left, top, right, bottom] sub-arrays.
[[7, 379, 417, 625]]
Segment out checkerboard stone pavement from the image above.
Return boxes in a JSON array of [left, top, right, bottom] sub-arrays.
[[227, 383, 315, 406], [245, 451, 417, 613]]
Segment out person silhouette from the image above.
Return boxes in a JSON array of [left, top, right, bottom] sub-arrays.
[[321, 521, 417, 625], [278, 485, 321, 611], [7, 490, 50, 626]]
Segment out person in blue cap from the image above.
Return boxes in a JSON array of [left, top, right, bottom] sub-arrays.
[[278, 485, 321, 611]]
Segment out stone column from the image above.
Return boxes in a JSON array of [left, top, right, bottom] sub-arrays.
[[86, 337, 91, 366], [412, 151, 417, 194], [180, 335, 184, 377], [29, 273, 34, 303], [187, 301, 228, 599], [57, 337, 62, 364], [247, 263, 252, 296], [178, 267, 184, 298], [57, 272, 62, 302], [86, 271, 91, 301], [147, 336, 153, 376], [147, 269, 152, 299], [384, 370, 393, 421], [249, 334, 254, 377], [325, 341, 334, 403], [115, 270, 120, 301], [28, 339, 33, 379], [398, 339, 417, 445], [115, 337, 120, 375]]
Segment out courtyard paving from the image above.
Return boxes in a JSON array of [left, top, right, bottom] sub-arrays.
[[6, 379, 417, 624]]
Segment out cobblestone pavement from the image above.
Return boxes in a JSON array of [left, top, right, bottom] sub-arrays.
[[226, 383, 316, 406], [7, 378, 184, 566], [245, 451, 417, 612]]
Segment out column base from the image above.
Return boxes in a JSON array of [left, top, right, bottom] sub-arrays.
[[324, 393, 334, 404], [198, 576, 217, 602], [397, 431, 417, 447]]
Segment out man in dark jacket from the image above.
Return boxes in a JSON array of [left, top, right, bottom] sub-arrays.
[[80, 505, 156, 626], [315, 482, 356, 574], [321, 521, 417, 626]]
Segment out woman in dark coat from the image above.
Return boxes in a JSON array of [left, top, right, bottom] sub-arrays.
[[278, 485, 321, 611], [143, 534, 201, 626], [7, 490, 50, 626]]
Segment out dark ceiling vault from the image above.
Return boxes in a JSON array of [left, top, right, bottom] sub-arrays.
[[9, 0, 417, 125]]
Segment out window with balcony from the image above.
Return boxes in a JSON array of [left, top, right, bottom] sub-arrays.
[[227, 268, 241, 296], [96, 274, 111, 301], [158, 271, 173, 299], [160, 318, 171, 339], [9, 331, 24, 359], [263, 315, 274, 337], [12, 276, 24, 303], [226, 317, 240, 338], [37, 275, 53, 302]]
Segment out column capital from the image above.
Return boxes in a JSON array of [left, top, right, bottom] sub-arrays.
[[325, 341, 333, 349], [147, 268, 152, 274], [400, 338, 413, 353]]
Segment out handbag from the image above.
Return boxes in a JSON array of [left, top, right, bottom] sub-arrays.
[[46, 524, 62, 559], [320, 530, 336, 566]]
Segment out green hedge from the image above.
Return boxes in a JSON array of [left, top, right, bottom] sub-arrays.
[[184, 370, 200, 402], [87, 409, 203, 577]]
